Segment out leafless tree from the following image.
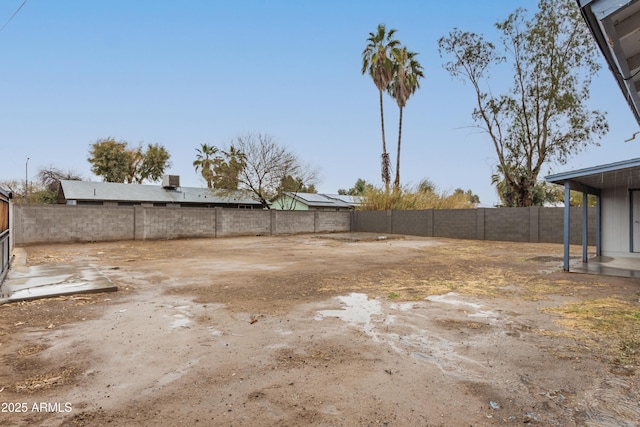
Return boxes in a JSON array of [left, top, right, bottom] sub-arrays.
[[232, 133, 319, 209], [37, 166, 83, 193]]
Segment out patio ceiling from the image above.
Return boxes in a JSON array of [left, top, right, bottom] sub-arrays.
[[546, 157, 640, 192], [578, 0, 640, 125]]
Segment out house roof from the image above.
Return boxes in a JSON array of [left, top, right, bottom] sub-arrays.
[[545, 157, 640, 191], [323, 194, 365, 206], [281, 192, 356, 208], [59, 180, 261, 205], [577, 0, 640, 125]]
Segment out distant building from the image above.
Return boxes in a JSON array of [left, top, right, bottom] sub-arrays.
[[270, 192, 363, 211], [58, 176, 261, 209]]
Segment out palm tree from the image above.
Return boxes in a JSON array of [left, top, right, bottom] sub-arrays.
[[193, 144, 218, 189], [214, 145, 246, 190], [388, 46, 423, 190], [361, 24, 400, 192]]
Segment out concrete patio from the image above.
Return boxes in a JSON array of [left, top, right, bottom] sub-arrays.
[[571, 255, 640, 278], [0, 248, 117, 304]]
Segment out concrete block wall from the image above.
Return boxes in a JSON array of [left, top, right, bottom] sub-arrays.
[[316, 211, 351, 233], [352, 211, 389, 233], [352, 207, 597, 245], [13, 205, 352, 244], [14, 205, 135, 244], [216, 209, 271, 237], [138, 207, 217, 240], [391, 210, 432, 236], [538, 208, 565, 244], [273, 211, 315, 235], [12, 204, 596, 246], [433, 209, 477, 239], [484, 208, 531, 242], [537, 207, 596, 245]]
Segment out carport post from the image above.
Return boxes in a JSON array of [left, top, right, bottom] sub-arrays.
[[596, 194, 601, 256], [582, 191, 588, 263], [563, 182, 570, 271]]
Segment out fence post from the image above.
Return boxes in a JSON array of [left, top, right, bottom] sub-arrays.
[[214, 207, 222, 238], [133, 206, 144, 240], [270, 210, 276, 236], [476, 208, 485, 240], [426, 209, 433, 237], [529, 206, 539, 243], [314, 210, 319, 233]]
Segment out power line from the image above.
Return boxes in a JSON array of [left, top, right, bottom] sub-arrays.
[[0, 0, 28, 34]]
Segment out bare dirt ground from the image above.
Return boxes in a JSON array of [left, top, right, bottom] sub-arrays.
[[1, 233, 639, 426]]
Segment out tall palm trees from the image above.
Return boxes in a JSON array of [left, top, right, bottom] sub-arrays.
[[389, 46, 423, 190], [362, 25, 423, 192], [361, 24, 399, 192], [193, 143, 218, 189]]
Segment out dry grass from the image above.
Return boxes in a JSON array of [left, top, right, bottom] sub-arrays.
[[13, 368, 76, 393], [358, 186, 475, 210], [544, 297, 640, 365]]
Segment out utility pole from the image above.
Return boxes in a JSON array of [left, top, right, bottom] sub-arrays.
[[25, 157, 29, 205]]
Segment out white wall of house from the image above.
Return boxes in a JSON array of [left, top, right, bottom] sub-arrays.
[[601, 185, 640, 258]]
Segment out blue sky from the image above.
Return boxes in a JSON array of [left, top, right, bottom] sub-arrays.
[[1, 0, 638, 206]]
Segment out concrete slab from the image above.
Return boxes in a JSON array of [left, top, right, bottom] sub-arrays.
[[571, 255, 640, 278], [313, 232, 405, 242], [0, 248, 117, 304]]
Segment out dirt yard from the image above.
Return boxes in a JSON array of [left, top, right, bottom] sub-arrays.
[[1, 233, 639, 426]]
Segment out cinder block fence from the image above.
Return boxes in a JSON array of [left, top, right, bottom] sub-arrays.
[[351, 207, 595, 245], [11, 205, 593, 246], [12, 205, 351, 245]]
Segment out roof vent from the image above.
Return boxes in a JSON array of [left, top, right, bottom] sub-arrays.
[[162, 175, 180, 189]]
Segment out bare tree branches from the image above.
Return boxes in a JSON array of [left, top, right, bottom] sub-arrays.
[[232, 133, 319, 209]]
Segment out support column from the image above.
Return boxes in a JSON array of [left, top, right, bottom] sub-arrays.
[[596, 194, 601, 256], [582, 192, 588, 263], [563, 182, 571, 271]]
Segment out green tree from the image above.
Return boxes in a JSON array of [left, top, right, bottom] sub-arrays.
[[388, 46, 423, 190], [417, 178, 436, 194], [362, 24, 400, 191], [338, 178, 374, 196], [89, 138, 171, 184], [213, 145, 245, 190], [278, 175, 317, 194], [491, 167, 591, 207], [136, 143, 171, 184], [438, 0, 608, 207], [88, 138, 130, 183], [453, 188, 480, 206], [193, 143, 218, 189]]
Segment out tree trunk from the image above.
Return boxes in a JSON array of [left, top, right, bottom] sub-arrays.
[[379, 89, 390, 192], [394, 106, 404, 191]]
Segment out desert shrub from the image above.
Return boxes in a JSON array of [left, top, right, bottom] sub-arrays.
[[358, 185, 476, 210]]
